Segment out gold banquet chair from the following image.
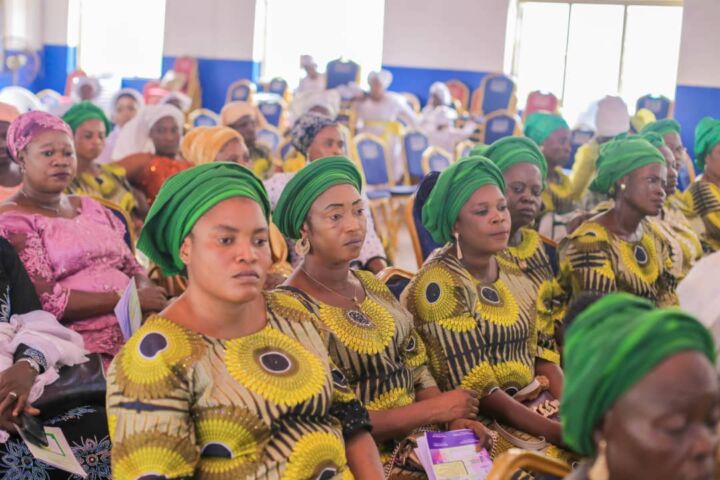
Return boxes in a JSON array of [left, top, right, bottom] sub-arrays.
[[487, 449, 571, 480]]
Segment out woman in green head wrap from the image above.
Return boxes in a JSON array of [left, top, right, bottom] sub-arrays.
[[62, 100, 146, 220], [559, 136, 680, 306], [404, 157, 574, 464], [561, 292, 718, 480], [108, 162, 384, 479], [272, 156, 492, 476], [680, 117, 720, 252]]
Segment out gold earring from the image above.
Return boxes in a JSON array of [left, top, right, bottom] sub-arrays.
[[454, 232, 463, 260], [588, 439, 609, 480], [295, 236, 310, 257], [620, 183, 626, 191]]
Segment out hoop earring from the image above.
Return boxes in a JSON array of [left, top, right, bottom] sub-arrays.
[[620, 183, 627, 191], [295, 236, 310, 257], [588, 439, 609, 480], [454, 232, 463, 260]]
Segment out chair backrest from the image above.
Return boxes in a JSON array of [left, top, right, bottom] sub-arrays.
[[636, 94, 673, 120], [481, 110, 522, 144], [401, 92, 421, 113], [421, 146, 453, 175], [445, 79, 470, 111], [188, 108, 220, 127], [455, 140, 475, 160], [487, 449, 570, 480], [407, 172, 443, 267], [257, 99, 285, 128], [353, 133, 392, 187], [326, 58, 361, 90], [524, 90, 560, 118], [569, 127, 595, 169], [94, 197, 135, 252], [471, 73, 517, 116], [266, 77, 288, 98], [677, 154, 697, 192], [403, 130, 430, 182], [226, 79, 257, 104], [256, 126, 282, 156], [376, 267, 415, 299], [279, 138, 296, 160], [36, 89, 63, 112]]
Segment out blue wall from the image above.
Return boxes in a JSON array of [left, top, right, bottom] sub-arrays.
[[382, 64, 488, 106], [674, 84, 720, 161], [0, 44, 76, 93], [161, 56, 261, 112]]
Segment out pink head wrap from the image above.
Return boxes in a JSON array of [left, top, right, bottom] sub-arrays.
[[6, 111, 73, 162]]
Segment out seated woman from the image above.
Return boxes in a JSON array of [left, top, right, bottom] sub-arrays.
[[403, 157, 570, 462], [271, 157, 491, 476], [560, 136, 679, 306], [266, 113, 389, 273], [682, 117, 720, 252], [220, 101, 274, 179], [0, 112, 168, 367], [0, 102, 21, 202], [562, 293, 718, 479], [108, 162, 384, 479], [96, 88, 144, 165], [0, 236, 109, 479], [111, 104, 192, 205], [62, 101, 146, 219], [184, 125, 250, 165], [478, 137, 564, 378]]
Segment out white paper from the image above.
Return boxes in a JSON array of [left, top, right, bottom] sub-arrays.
[[18, 426, 87, 478], [114, 278, 142, 340]]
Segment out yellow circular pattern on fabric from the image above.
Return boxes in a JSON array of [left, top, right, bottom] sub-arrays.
[[318, 297, 396, 355], [617, 233, 659, 285], [266, 291, 315, 323], [572, 222, 611, 244], [281, 431, 348, 480], [107, 414, 117, 443], [116, 316, 204, 399], [411, 265, 463, 323], [437, 314, 478, 333], [460, 361, 496, 396], [536, 278, 566, 324], [224, 326, 326, 407], [494, 361, 534, 391], [475, 280, 520, 327], [403, 331, 428, 368], [113, 432, 196, 480], [507, 229, 541, 261], [195, 407, 270, 480], [365, 387, 415, 411]]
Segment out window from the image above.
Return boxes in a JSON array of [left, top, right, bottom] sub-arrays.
[[510, 1, 683, 126], [261, 0, 385, 89], [78, 0, 166, 81]]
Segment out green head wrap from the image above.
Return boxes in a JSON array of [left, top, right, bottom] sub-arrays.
[[422, 156, 506, 244], [274, 156, 363, 240], [589, 136, 665, 193], [138, 162, 270, 276], [562, 292, 715, 457], [640, 119, 681, 138], [523, 112, 569, 146], [694, 116, 720, 171], [638, 131, 665, 149], [480, 136, 548, 179], [62, 101, 112, 134], [469, 144, 490, 157]]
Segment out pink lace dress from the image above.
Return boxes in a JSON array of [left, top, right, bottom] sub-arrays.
[[0, 196, 144, 365]]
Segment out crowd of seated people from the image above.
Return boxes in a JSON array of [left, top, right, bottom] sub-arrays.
[[0, 54, 719, 480]]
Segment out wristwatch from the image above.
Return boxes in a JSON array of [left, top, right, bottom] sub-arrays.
[[16, 357, 42, 374]]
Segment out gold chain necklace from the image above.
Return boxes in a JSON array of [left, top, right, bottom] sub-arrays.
[[300, 267, 361, 309]]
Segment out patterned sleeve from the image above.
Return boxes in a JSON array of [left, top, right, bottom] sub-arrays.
[[0, 216, 70, 319], [559, 227, 617, 300], [327, 358, 373, 439], [656, 234, 681, 307], [404, 330, 438, 391], [356, 192, 387, 265], [106, 318, 201, 479]]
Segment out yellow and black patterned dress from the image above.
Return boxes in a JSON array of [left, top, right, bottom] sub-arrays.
[[649, 196, 703, 279], [541, 168, 578, 215], [559, 219, 679, 307], [106, 294, 370, 480], [498, 228, 565, 365], [270, 270, 437, 474], [67, 163, 137, 215], [681, 180, 720, 252], [401, 245, 570, 462]]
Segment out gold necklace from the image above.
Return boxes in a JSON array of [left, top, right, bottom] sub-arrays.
[[300, 267, 361, 308], [18, 190, 62, 214]]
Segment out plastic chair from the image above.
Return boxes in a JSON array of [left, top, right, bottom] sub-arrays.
[[94, 198, 135, 253], [401, 92, 421, 113], [455, 140, 475, 160], [406, 172, 443, 268], [266, 77, 289, 100], [524, 91, 560, 119], [36, 89, 63, 112], [677, 154, 697, 192], [487, 449, 570, 480], [376, 267, 414, 300], [188, 108, 220, 127], [257, 98, 286, 128], [471, 73, 518, 116], [225, 79, 257, 104], [326, 58, 361, 89], [445, 79, 470, 112], [636, 94, 674, 120], [569, 127, 595, 169], [480, 110, 523, 144], [256, 126, 282, 157], [421, 146, 453, 175], [402, 130, 430, 184]]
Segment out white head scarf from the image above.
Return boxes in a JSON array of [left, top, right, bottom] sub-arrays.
[[368, 70, 393, 90], [429, 82, 452, 106], [110, 88, 144, 112], [159, 91, 192, 113], [111, 104, 184, 160], [300, 55, 317, 69], [290, 90, 341, 120], [594, 95, 630, 137], [70, 76, 102, 102], [0, 86, 44, 113]]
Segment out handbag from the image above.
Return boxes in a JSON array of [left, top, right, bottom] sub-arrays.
[[34, 353, 107, 413]]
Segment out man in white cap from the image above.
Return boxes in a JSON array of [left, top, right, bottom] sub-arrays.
[[355, 69, 419, 181], [569, 95, 630, 201], [295, 55, 326, 95], [420, 82, 476, 153]]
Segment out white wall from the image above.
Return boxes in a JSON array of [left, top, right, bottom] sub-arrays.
[[382, 0, 510, 72], [163, 0, 258, 60], [676, 0, 720, 87], [5, 0, 43, 49]]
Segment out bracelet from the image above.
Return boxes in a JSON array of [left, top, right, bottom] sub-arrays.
[[16, 358, 41, 374]]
